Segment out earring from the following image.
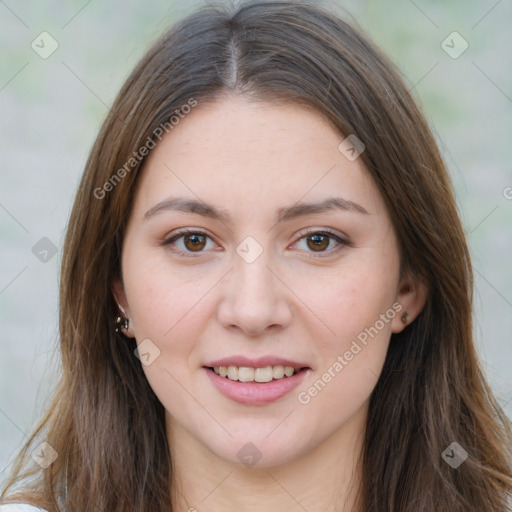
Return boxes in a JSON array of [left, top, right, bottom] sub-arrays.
[[114, 301, 130, 336], [401, 311, 409, 325], [115, 315, 129, 334]]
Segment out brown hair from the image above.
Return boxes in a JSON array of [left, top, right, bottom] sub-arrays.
[[2, 1, 511, 510]]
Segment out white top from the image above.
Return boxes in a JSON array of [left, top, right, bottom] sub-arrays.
[[0, 506, 47, 512]]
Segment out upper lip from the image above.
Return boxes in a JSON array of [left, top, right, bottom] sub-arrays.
[[204, 355, 310, 370]]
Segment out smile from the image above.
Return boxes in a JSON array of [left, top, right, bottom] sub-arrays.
[[211, 364, 301, 382], [203, 366, 310, 405]]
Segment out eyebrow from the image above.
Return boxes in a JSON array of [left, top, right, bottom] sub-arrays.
[[143, 196, 369, 223]]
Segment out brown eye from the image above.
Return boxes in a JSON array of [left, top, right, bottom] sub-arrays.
[[294, 229, 348, 257], [306, 233, 330, 252], [162, 230, 215, 256], [183, 233, 207, 251]]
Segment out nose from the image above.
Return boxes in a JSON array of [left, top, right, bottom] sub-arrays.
[[216, 251, 293, 337]]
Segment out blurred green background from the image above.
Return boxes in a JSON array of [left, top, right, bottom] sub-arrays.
[[1, 0, 511, 478]]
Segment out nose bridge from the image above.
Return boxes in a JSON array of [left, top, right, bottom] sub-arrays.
[[217, 235, 292, 334], [233, 240, 277, 304]]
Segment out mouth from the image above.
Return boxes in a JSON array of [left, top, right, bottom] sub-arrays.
[[203, 365, 310, 383], [203, 364, 311, 405]]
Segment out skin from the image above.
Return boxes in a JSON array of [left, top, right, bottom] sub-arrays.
[[113, 95, 426, 512]]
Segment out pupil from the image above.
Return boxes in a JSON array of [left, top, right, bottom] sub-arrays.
[[308, 234, 328, 251], [186, 234, 206, 251]]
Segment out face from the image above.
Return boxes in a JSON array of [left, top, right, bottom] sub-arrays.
[[114, 96, 423, 468]]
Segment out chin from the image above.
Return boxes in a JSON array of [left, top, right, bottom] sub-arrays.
[[203, 429, 309, 469]]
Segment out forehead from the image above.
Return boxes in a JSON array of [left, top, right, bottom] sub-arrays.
[[149, 97, 342, 165], [132, 96, 383, 219]]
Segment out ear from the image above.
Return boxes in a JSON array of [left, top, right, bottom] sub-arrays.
[[112, 278, 135, 337], [391, 270, 428, 334]]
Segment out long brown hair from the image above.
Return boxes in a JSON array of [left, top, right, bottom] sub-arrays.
[[2, 1, 511, 510]]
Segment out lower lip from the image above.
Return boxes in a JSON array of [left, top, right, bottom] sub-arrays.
[[203, 367, 310, 405]]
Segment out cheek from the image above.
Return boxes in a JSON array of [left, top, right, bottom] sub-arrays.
[[123, 245, 208, 335], [294, 247, 399, 402], [122, 250, 219, 383], [294, 280, 396, 431], [300, 253, 399, 347], [122, 258, 218, 413]]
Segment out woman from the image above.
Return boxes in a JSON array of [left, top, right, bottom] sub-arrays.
[[1, 1, 511, 510]]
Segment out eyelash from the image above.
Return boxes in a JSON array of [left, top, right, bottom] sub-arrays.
[[161, 228, 349, 258]]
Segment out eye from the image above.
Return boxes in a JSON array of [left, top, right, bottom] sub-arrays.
[[293, 229, 348, 256], [161, 229, 217, 256], [161, 228, 349, 258]]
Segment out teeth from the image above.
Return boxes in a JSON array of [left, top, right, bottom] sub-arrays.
[[227, 366, 238, 381], [284, 366, 294, 377], [273, 365, 284, 379], [212, 365, 299, 382], [255, 367, 273, 383], [238, 367, 254, 382]]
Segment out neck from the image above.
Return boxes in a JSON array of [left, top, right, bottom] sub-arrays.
[[167, 407, 366, 512]]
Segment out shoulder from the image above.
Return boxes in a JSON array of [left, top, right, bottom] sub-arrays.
[[0, 505, 48, 512]]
